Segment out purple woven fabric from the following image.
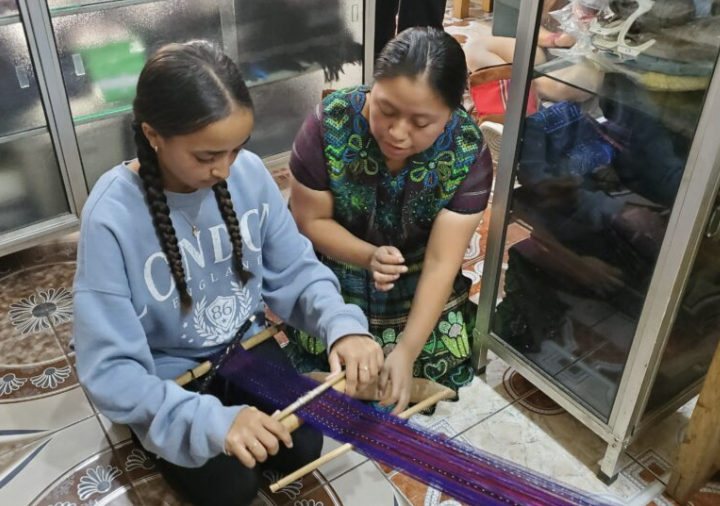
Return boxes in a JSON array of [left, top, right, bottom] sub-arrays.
[[219, 347, 612, 506]]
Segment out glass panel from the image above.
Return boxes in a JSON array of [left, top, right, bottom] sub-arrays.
[[235, 0, 364, 86], [645, 194, 720, 414], [489, 2, 720, 420], [76, 113, 134, 189], [0, 3, 70, 234], [49, 0, 365, 188], [50, 0, 223, 123], [247, 62, 362, 158], [0, 23, 46, 136], [0, 0, 18, 20], [0, 133, 70, 233]]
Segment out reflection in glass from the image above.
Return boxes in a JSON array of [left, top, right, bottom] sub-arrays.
[[51, 0, 222, 121], [491, 2, 720, 420], [0, 133, 69, 234], [76, 113, 134, 189], [235, 0, 363, 85], [49, 0, 364, 187], [0, 23, 46, 136], [248, 62, 362, 158], [0, 0, 17, 17], [0, 1, 70, 233], [645, 212, 720, 413]]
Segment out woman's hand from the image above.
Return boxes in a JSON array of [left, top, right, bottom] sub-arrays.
[[378, 344, 416, 415], [369, 246, 408, 291], [224, 407, 293, 468], [329, 335, 384, 397], [576, 256, 624, 295]]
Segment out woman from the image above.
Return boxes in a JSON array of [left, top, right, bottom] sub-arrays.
[[287, 27, 493, 415], [72, 40, 382, 506]]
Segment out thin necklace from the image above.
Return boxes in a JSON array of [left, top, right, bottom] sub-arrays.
[[173, 205, 201, 237]]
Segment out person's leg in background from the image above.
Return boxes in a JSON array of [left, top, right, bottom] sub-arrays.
[[375, 0, 401, 58], [397, 0, 447, 31]]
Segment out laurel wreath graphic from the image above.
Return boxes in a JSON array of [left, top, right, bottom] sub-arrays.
[[193, 296, 215, 342], [231, 281, 253, 321], [193, 284, 253, 346]]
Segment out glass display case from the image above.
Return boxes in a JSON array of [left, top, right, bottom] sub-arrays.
[[0, 0, 82, 251], [0, 0, 374, 253], [473, 0, 720, 482]]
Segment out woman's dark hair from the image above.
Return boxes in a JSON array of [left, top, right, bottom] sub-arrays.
[[132, 40, 253, 312], [374, 27, 467, 110]]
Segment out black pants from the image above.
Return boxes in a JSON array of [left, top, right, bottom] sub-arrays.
[[144, 340, 324, 506], [375, 0, 447, 57]]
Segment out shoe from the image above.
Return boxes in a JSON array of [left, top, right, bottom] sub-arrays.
[[609, 0, 695, 32]]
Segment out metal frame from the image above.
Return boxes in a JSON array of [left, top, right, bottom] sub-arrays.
[[363, 0, 375, 84], [218, 1, 239, 65], [19, 0, 87, 212], [473, 0, 720, 482]]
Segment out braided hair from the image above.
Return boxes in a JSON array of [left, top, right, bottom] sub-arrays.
[[132, 40, 253, 312]]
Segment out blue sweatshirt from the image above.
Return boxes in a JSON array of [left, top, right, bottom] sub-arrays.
[[73, 150, 369, 467]]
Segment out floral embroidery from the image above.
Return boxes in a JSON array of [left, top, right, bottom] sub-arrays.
[[438, 312, 470, 359], [323, 86, 481, 254], [374, 328, 400, 354], [343, 133, 379, 176], [409, 151, 456, 189]]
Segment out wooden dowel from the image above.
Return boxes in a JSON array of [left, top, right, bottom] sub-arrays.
[[276, 377, 347, 433], [174, 322, 284, 387], [270, 388, 454, 492], [273, 373, 347, 422]]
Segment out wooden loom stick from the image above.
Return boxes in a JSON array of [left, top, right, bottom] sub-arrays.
[[272, 372, 347, 426], [269, 387, 455, 492], [174, 321, 285, 387]]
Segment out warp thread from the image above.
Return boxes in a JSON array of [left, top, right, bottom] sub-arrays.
[[219, 346, 613, 506]]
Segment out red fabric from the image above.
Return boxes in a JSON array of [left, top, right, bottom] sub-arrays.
[[470, 79, 538, 120]]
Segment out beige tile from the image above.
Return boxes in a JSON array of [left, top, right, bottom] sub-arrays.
[[321, 459, 398, 506], [457, 405, 667, 504], [0, 417, 119, 506], [0, 385, 94, 458], [98, 412, 134, 446], [316, 435, 371, 483]]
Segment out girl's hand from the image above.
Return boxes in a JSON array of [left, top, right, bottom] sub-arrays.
[[224, 407, 293, 468]]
